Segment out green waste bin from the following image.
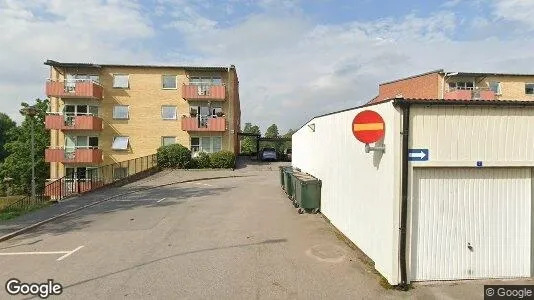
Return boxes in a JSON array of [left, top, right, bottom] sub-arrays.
[[279, 166, 285, 189], [283, 167, 294, 198], [292, 172, 321, 214]]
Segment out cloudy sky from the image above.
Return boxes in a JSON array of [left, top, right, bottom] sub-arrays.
[[1, 0, 533, 133]]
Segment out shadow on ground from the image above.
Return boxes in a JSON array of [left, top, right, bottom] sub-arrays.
[[3, 183, 235, 240], [235, 156, 290, 171]]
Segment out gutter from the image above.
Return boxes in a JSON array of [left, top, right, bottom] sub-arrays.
[[397, 100, 410, 289]]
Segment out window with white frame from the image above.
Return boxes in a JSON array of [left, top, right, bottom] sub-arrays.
[[162, 136, 176, 146], [161, 106, 177, 120], [113, 74, 129, 88], [113, 105, 129, 119], [162, 75, 177, 89], [526, 83, 534, 95], [190, 76, 223, 95], [489, 81, 502, 95], [112, 136, 130, 150], [191, 136, 222, 153], [449, 81, 474, 90]]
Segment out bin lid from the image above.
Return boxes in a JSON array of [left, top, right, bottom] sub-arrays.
[[292, 172, 318, 182]]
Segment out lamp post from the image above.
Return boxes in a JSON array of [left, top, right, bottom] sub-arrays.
[[20, 105, 39, 200]]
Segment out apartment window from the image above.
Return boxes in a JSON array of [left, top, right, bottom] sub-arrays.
[[113, 74, 129, 88], [113, 105, 129, 119], [64, 136, 99, 148], [489, 81, 502, 95], [63, 105, 99, 116], [162, 136, 176, 146], [449, 81, 474, 90], [162, 75, 177, 89], [112, 136, 130, 150], [191, 136, 222, 153], [526, 83, 534, 95], [161, 106, 177, 120]]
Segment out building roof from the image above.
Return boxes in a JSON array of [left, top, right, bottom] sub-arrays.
[[379, 69, 443, 86], [393, 98, 534, 106], [44, 60, 231, 71], [448, 71, 534, 77], [297, 97, 534, 132]]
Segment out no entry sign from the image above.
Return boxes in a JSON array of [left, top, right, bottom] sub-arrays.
[[352, 110, 385, 144]]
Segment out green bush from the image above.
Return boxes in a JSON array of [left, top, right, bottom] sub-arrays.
[[209, 151, 236, 169], [195, 152, 211, 169], [157, 144, 192, 168]]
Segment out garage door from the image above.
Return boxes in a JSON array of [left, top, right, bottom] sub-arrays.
[[410, 168, 532, 281]]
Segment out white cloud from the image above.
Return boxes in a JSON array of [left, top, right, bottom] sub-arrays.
[[493, 0, 534, 29], [0, 0, 154, 122]]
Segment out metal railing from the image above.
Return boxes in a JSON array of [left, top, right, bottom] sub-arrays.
[[1, 154, 158, 213]]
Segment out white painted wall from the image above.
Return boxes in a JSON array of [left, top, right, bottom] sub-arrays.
[[410, 106, 534, 166], [292, 102, 402, 284]]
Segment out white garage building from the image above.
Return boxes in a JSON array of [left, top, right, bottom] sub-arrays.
[[292, 97, 534, 285]]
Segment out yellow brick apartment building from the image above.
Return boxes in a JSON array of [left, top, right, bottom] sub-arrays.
[[43, 60, 241, 181]]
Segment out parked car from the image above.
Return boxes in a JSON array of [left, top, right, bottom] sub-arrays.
[[260, 147, 277, 161], [285, 148, 292, 161]]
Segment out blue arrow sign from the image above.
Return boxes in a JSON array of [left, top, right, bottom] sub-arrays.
[[408, 149, 429, 161]]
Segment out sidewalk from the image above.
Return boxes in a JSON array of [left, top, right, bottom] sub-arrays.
[[0, 169, 247, 239]]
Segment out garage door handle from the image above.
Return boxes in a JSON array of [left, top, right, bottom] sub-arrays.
[[467, 243, 473, 252]]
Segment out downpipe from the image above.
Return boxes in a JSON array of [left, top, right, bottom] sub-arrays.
[[398, 102, 410, 290]]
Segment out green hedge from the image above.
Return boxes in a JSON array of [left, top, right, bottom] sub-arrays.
[[209, 151, 236, 169], [156, 144, 192, 168], [195, 152, 212, 168]]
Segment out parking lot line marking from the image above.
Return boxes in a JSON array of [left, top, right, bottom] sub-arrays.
[[0, 251, 68, 256], [57, 246, 84, 261], [0, 245, 84, 261], [156, 197, 166, 203]]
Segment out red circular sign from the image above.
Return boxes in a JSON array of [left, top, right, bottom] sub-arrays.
[[352, 110, 385, 144]]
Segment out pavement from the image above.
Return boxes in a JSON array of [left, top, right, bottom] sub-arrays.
[[0, 159, 532, 299]]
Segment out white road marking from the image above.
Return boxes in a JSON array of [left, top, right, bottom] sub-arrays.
[[190, 182, 213, 187], [0, 245, 84, 261], [156, 197, 166, 203], [56, 245, 84, 261]]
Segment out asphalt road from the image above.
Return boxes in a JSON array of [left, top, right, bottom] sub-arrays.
[[0, 164, 531, 299]]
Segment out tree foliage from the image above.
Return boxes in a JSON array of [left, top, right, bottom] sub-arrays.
[[0, 113, 16, 162], [0, 100, 50, 195], [240, 122, 261, 154], [282, 128, 295, 150]]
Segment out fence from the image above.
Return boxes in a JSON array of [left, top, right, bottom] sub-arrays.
[[1, 154, 158, 213]]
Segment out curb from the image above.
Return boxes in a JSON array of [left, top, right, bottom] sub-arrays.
[[0, 174, 253, 243]]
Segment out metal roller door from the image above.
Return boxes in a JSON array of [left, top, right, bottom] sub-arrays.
[[410, 168, 532, 281]]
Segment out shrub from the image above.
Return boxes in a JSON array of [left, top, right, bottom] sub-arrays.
[[195, 152, 211, 169], [209, 151, 236, 169], [157, 144, 192, 168]]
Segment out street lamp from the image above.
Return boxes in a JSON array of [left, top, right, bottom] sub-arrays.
[[20, 105, 39, 200]]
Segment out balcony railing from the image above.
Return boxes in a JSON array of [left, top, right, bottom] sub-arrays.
[[46, 79, 104, 99], [45, 114, 103, 131], [181, 116, 226, 132], [182, 84, 226, 101], [45, 147, 103, 164], [444, 87, 496, 100]]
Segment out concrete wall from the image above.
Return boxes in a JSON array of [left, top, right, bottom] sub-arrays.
[[292, 102, 402, 284]]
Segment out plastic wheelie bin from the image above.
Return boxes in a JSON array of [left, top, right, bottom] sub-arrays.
[[292, 172, 321, 214], [279, 166, 285, 189], [283, 167, 294, 198]]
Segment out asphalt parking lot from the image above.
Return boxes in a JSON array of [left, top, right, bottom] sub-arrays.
[[0, 162, 531, 299]]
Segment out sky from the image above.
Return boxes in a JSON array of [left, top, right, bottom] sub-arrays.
[[1, 0, 534, 133]]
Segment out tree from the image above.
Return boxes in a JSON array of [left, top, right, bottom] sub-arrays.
[[0, 113, 16, 162], [0, 99, 50, 194], [240, 122, 261, 154], [283, 128, 295, 150], [264, 124, 280, 151]]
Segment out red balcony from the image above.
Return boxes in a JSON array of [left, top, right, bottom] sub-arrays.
[[45, 115, 103, 131], [182, 85, 226, 101], [46, 80, 103, 99], [181, 117, 226, 132], [444, 89, 496, 100], [45, 148, 103, 164]]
